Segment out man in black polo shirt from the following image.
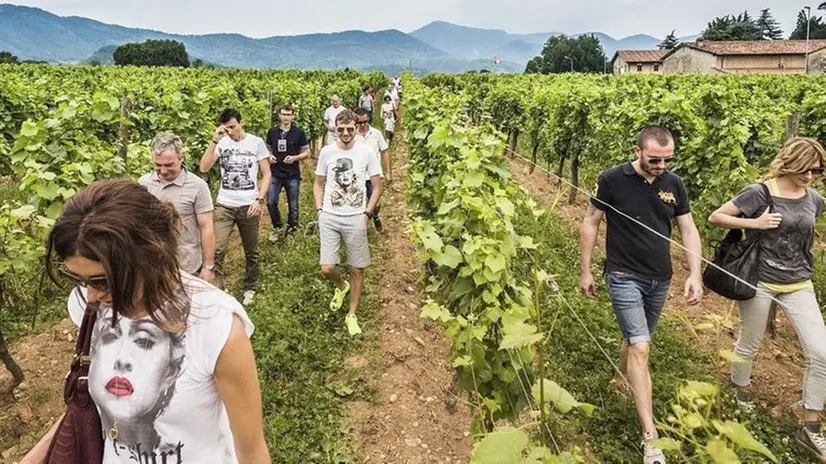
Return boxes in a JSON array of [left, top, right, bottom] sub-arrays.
[[266, 104, 310, 239], [579, 125, 703, 464]]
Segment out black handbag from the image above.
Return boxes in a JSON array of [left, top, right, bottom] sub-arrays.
[[703, 183, 774, 301]]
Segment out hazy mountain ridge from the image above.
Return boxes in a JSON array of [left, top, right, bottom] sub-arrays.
[[0, 4, 695, 72]]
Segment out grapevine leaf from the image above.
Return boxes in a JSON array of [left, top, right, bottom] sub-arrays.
[[499, 321, 542, 350], [9, 205, 35, 219], [433, 245, 463, 268], [531, 378, 595, 415], [420, 301, 453, 323], [705, 439, 740, 464], [714, 421, 778, 462], [485, 254, 506, 273], [650, 437, 682, 451], [20, 120, 38, 137], [470, 427, 529, 464]]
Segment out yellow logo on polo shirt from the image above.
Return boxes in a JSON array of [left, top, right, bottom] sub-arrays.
[[658, 190, 676, 205]]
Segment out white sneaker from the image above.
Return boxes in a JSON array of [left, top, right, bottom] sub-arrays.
[[642, 433, 665, 464], [242, 290, 255, 306]]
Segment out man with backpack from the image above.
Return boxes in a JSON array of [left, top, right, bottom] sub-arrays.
[[578, 125, 704, 464]]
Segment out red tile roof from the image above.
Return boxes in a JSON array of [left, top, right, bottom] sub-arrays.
[[683, 39, 826, 56], [612, 49, 668, 64]]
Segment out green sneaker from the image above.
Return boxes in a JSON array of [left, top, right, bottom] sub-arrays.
[[345, 313, 362, 336], [330, 281, 351, 311]]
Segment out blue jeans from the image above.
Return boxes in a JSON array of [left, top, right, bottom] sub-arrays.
[[605, 271, 671, 345], [267, 177, 300, 229]]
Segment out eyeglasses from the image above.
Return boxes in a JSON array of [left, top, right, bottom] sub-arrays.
[[336, 127, 356, 134], [59, 265, 110, 293], [356, 120, 369, 125], [648, 156, 674, 165], [803, 167, 826, 175]]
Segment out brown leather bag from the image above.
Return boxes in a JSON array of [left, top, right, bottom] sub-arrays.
[[45, 310, 104, 463]]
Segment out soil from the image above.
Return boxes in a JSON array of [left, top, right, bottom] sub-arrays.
[[509, 156, 808, 421], [0, 318, 76, 463], [346, 132, 474, 463]]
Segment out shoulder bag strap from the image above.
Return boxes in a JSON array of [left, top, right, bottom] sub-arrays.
[[760, 182, 776, 214]]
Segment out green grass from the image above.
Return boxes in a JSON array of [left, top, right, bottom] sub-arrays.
[[223, 168, 380, 463], [512, 201, 807, 463]]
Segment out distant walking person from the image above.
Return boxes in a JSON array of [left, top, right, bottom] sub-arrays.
[[323, 95, 347, 146], [355, 108, 390, 232], [314, 109, 383, 336], [579, 125, 703, 464], [266, 104, 310, 240], [381, 95, 396, 143], [709, 137, 826, 462], [199, 108, 270, 306], [139, 132, 216, 283], [359, 86, 374, 122]]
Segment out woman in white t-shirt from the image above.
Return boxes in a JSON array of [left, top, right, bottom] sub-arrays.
[[23, 179, 270, 464], [381, 95, 396, 143]]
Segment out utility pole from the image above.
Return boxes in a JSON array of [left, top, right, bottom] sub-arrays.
[[806, 6, 812, 74], [564, 55, 574, 72]]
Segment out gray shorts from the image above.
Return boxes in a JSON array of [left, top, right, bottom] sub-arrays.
[[319, 212, 370, 268]]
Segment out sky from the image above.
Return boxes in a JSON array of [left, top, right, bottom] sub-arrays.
[[5, 1, 809, 39]]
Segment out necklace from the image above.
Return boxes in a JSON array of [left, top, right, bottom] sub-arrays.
[[108, 422, 119, 440]]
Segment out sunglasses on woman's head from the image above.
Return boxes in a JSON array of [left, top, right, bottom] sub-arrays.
[[59, 265, 110, 292]]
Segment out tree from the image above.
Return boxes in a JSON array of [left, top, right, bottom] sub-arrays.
[[113, 39, 190, 67], [700, 11, 763, 41], [524, 34, 607, 74], [0, 51, 18, 64], [658, 30, 679, 50], [757, 9, 784, 40], [790, 9, 826, 40]]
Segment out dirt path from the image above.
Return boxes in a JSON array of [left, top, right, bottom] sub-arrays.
[[0, 319, 75, 462], [510, 157, 807, 421], [347, 132, 473, 463]]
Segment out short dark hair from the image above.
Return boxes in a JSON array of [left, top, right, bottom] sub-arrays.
[[335, 109, 357, 126], [636, 125, 674, 151], [354, 108, 370, 118], [279, 104, 294, 114], [384, 95, 391, 101], [219, 108, 242, 124], [363, 85, 370, 92]]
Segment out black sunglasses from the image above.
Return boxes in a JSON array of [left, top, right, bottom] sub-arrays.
[[648, 156, 674, 165], [356, 120, 369, 125], [336, 127, 356, 133], [804, 167, 826, 175], [59, 265, 110, 293]]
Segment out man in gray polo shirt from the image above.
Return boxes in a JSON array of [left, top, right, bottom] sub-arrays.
[[139, 132, 217, 282]]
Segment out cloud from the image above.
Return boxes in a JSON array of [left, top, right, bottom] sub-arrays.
[[7, 0, 804, 39]]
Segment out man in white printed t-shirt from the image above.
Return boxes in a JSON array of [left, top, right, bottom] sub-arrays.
[[323, 95, 347, 146], [199, 108, 271, 306], [314, 109, 383, 336], [354, 108, 390, 233]]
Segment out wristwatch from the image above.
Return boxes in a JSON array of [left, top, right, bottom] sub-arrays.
[[257, 197, 266, 205], [364, 210, 374, 219]]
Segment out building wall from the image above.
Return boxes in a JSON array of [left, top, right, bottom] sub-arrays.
[[612, 58, 662, 75], [720, 54, 805, 74], [810, 49, 826, 73], [663, 47, 718, 74]]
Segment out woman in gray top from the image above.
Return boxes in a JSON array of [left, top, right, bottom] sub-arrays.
[[709, 137, 826, 461]]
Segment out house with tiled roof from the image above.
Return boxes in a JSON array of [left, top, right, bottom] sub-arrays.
[[661, 39, 826, 74], [611, 50, 668, 75]]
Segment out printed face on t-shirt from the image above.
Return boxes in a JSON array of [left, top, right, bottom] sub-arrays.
[[89, 316, 184, 425]]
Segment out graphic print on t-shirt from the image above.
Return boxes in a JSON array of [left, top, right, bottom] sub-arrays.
[[219, 146, 257, 191], [330, 157, 364, 208], [765, 216, 809, 272], [89, 313, 187, 462]]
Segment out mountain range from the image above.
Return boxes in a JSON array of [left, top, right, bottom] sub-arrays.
[[0, 4, 697, 73]]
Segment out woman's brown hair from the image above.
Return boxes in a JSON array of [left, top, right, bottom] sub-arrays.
[[767, 137, 826, 179], [45, 179, 188, 332]]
